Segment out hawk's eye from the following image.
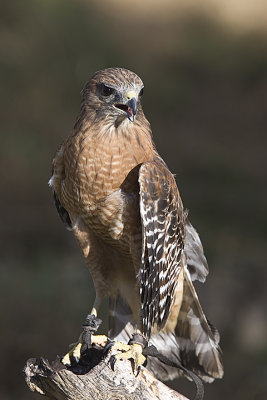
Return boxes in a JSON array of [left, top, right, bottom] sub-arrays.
[[101, 84, 114, 97], [139, 87, 144, 97]]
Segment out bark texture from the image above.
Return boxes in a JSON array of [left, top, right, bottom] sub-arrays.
[[24, 348, 189, 400]]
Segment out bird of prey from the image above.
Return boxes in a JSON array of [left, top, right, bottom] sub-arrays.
[[49, 67, 223, 383]]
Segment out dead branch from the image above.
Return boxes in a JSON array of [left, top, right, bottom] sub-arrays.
[[24, 348, 189, 400]]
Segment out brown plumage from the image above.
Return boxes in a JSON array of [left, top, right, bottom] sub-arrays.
[[49, 67, 223, 382]]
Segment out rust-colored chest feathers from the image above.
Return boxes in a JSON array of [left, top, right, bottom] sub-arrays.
[[57, 118, 156, 241]]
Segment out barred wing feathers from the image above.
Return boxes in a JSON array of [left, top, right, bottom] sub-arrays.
[[138, 161, 223, 381], [139, 161, 185, 338]]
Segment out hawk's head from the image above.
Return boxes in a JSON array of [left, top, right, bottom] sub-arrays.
[[82, 68, 144, 125]]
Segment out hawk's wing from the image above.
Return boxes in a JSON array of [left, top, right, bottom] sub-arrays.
[[184, 218, 209, 283], [139, 160, 185, 337], [138, 160, 223, 381], [49, 147, 73, 231]]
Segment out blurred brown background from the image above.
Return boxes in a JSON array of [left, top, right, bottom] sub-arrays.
[[1, 1, 267, 399]]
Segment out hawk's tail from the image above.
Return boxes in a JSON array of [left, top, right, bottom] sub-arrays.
[[108, 275, 223, 383], [147, 266, 223, 382], [172, 266, 223, 381]]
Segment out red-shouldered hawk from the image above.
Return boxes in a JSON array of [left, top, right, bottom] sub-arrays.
[[49, 67, 223, 383]]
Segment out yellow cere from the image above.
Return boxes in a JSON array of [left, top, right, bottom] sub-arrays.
[[126, 90, 137, 100]]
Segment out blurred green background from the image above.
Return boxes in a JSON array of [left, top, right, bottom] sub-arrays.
[[1, 1, 267, 399]]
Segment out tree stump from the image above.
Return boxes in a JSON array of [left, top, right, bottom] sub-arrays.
[[24, 346, 189, 400]]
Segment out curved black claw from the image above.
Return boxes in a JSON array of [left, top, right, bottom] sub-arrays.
[[109, 354, 117, 371], [104, 339, 115, 355], [136, 365, 141, 377], [61, 350, 80, 367]]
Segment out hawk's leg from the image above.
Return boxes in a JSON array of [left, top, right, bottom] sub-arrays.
[[62, 298, 108, 366], [109, 331, 147, 375], [61, 299, 147, 375]]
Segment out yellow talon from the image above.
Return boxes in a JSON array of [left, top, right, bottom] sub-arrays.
[[110, 342, 146, 375], [91, 334, 108, 347], [62, 342, 82, 365], [72, 342, 82, 360], [62, 335, 108, 366], [62, 351, 72, 366], [112, 341, 131, 352]]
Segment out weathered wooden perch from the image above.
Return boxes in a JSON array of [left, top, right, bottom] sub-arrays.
[[24, 316, 194, 399], [24, 348, 189, 400]]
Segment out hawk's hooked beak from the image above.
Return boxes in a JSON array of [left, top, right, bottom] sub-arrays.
[[114, 90, 137, 123]]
